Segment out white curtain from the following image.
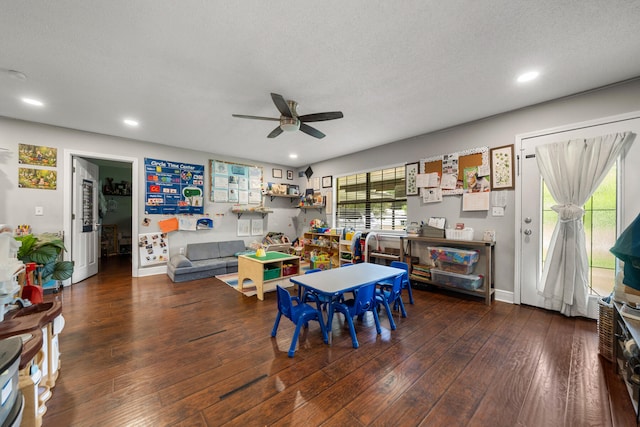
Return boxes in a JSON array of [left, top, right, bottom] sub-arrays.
[[535, 132, 634, 316]]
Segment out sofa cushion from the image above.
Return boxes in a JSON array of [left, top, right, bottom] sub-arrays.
[[170, 254, 192, 268], [187, 242, 220, 261], [219, 240, 246, 257]]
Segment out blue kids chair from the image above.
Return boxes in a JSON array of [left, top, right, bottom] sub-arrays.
[[333, 283, 381, 348], [271, 285, 328, 357]]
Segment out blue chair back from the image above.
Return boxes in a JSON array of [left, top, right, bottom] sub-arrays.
[[333, 282, 381, 348], [276, 285, 294, 319], [389, 260, 414, 305], [390, 261, 408, 276]]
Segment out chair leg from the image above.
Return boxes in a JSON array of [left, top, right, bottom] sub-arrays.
[[397, 296, 407, 318], [289, 321, 305, 357], [271, 312, 282, 337], [345, 314, 359, 348], [382, 299, 396, 330], [372, 307, 382, 335], [405, 281, 414, 304]]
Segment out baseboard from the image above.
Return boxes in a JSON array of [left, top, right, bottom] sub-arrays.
[[494, 289, 514, 304], [136, 265, 167, 277]]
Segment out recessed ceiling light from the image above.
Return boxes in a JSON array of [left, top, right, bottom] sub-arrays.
[[123, 119, 139, 127], [21, 97, 44, 107], [289, 153, 298, 159], [517, 71, 540, 83]]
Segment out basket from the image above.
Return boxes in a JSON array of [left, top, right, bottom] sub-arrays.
[[597, 297, 614, 362], [445, 228, 474, 241], [263, 267, 281, 281]]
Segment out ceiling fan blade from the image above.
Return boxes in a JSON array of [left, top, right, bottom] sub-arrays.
[[300, 123, 325, 139], [232, 114, 279, 121], [267, 126, 283, 138], [298, 111, 344, 122], [270, 93, 293, 117]]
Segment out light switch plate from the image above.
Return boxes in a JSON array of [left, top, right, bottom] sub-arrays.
[[492, 206, 505, 217], [35, 206, 44, 216]]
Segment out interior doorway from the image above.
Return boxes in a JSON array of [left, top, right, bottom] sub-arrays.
[[63, 150, 139, 284]]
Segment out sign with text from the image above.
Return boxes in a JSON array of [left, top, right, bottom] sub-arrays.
[[144, 158, 205, 214]]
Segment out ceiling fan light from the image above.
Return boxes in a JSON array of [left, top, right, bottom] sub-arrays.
[[280, 116, 300, 132]]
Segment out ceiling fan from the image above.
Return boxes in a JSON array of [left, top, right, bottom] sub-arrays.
[[232, 93, 343, 139]]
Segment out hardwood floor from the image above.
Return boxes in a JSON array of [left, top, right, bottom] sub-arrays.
[[41, 256, 636, 426]]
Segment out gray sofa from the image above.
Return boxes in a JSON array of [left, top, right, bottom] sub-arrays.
[[167, 240, 248, 283]]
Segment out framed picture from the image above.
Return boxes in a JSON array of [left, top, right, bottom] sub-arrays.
[[405, 162, 419, 196], [272, 168, 282, 179], [490, 144, 515, 190], [322, 175, 332, 188], [287, 170, 293, 180]]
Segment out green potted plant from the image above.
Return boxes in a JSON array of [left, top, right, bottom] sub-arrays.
[[15, 233, 74, 285]]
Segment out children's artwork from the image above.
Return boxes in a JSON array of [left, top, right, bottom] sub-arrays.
[[210, 160, 263, 204], [251, 219, 263, 236], [144, 158, 205, 215], [18, 168, 57, 190], [18, 144, 57, 167], [138, 232, 169, 266]]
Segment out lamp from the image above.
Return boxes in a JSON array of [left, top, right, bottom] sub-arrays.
[[280, 117, 300, 132]]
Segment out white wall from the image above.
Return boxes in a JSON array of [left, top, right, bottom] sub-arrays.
[[311, 78, 640, 298], [0, 118, 303, 275]]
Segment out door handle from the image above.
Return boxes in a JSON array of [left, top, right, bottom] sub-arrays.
[[523, 229, 532, 235]]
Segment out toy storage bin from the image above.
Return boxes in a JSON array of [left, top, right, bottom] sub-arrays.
[[435, 260, 476, 275], [430, 269, 484, 290], [445, 228, 474, 241], [263, 267, 281, 280], [282, 264, 298, 276], [428, 247, 479, 265]]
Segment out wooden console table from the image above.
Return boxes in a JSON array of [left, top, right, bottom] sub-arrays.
[[400, 236, 495, 305], [237, 252, 301, 300]]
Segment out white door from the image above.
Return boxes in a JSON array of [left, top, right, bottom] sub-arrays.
[[519, 116, 640, 309], [72, 157, 100, 283]]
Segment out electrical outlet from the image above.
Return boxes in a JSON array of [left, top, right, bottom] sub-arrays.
[[492, 206, 505, 217], [179, 247, 185, 255], [35, 206, 44, 216]]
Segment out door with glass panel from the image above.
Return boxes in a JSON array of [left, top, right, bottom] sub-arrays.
[[519, 117, 640, 310]]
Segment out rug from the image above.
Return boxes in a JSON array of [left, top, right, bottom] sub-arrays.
[[217, 262, 310, 297]]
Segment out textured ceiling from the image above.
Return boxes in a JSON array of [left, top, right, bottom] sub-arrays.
[[1, 1, 640, 167]]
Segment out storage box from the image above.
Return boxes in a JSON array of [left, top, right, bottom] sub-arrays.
[[263, 267, 281, 281], [312, 260, 331, 270], [282, 265, 298, 276], [436, 260, 476, 275], [421, 225, 445, 238], [430, 269, 483, 290], [445, 228, 474, 241], [428, 247, 479, 265]]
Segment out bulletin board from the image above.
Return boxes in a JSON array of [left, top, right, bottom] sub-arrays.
[[210, 159, 263, 204], [138, 232, 169, 266], [144, 158, 205, 215], [419, 147, 489, 195]]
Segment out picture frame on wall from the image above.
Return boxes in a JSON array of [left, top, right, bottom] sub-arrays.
[[272, 168, 282, 179], [287, 170, 293, 180], [322, 175, 332, 188], [405, 162, 419, 196], [490, 144, 515, 190]]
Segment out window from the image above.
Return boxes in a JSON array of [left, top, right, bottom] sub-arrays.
[[542, 163, 617, 296], [336, 166, 407, 231]]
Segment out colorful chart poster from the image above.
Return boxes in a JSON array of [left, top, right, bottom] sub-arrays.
[[144, 158, 205, 214]]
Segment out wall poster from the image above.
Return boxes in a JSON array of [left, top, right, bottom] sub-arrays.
[[210, 160, 263, 204], [18, 168, 57, 190], [144, 158, 205, 215], [138, 232, 169, 266], [82, 179, 94, 232], [18, 143, 58, 167]]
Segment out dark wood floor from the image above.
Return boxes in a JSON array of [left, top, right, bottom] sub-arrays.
[[41, 256, 637, 426]]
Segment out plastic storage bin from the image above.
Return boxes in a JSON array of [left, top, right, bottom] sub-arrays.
[[428, 247, 479, 265], [263, 267, 281, 281], [431, 269, 484, 290], [436, 260, 476, 275], [282, 265, 298, 276]]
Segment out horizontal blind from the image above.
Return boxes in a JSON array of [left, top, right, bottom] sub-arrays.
[[336, 166, 406, 231]]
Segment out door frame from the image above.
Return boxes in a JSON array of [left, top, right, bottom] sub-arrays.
[[63, 149, 139, 280], [514, 110, 640, 307]]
